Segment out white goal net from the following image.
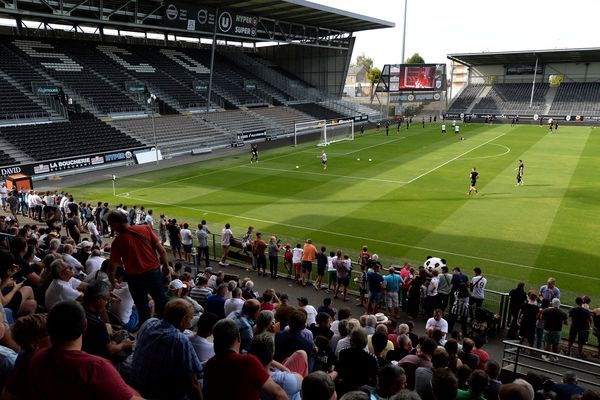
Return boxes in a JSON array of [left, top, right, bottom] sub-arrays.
[[294, 119, 354, 146]]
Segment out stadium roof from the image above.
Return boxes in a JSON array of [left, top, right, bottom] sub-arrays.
[[194, 0, 395, 32], [447, 48, 600, 66]]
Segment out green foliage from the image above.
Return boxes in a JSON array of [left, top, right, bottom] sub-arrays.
[[356, 53, 373, 72], [484, 76, 497, 86], [549, 74, 564, 87], [405, 53, 425, 64]]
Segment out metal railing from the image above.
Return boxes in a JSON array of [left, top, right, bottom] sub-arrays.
[[502, 340, 600, 389]]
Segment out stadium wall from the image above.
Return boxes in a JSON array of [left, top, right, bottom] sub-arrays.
[[469, 63, 600, 84], [258, 37, 355, 98]]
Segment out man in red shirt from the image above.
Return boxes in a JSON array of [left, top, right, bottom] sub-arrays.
[[107, 210, 169, 323], [301, 239, 318, 287], [203, 319, 287, 400], [472, 336, 490, 370], [2, 300, 141, 400]]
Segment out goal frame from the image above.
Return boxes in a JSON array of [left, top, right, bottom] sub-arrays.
[[293, 119, 354, 146]]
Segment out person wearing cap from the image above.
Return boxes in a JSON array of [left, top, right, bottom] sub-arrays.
[[106, 210, 169, 324], [82, 281, 134, 362], [297, 297, 317, 327], [167, 279, 187, 301], [301, 239, 318, 287], [130, 299, 203, 400], [4, 301, 143, 399], [541, 297, 568, 361]]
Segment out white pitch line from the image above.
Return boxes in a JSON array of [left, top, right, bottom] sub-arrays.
[[405, 133, 507, 184], [114, 192, 599, 281], [460, 143, 511, 161], [242, 165, 407, 184]]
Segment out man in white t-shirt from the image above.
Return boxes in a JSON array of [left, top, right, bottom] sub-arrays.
[[45, 259, 87, 310], [181, 223, 193, 264], [219, 223, 233, 266], [469, 267, 487, 308], [85, 249, 106, 277], [298, 297, 317, 327], [291, 245, 303, 283], [110, 266, 138, 331], [145, 209, 155, 228], [224, 287, 245, 316], [441, 124, 446, 135], [425, 309, 448, 343]]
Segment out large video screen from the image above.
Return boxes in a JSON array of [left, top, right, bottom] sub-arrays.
[[388, 64, 446, 91]]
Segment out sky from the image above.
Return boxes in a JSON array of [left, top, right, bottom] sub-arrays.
[[316, 0, 600, 67]]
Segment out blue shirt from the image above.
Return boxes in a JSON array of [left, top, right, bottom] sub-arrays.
[[130, 318, 202, 400], [384, 273, 403, 293], [367, 271, 384, 294], [206, 294, 226, 320], [228, 311, 255, 354]]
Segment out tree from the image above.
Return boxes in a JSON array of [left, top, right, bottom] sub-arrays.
[[367, 67, 381, 102], [356, 54, 373, 72], [405, 53, 425, 64]]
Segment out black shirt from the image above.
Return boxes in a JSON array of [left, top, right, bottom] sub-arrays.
[[82, 311, 111, 359], [310, 325, 333, 340], [470, 171, 479, 183], [65, 220, 80, 242], [569, 307, 591, 331], [337, 348, 378, 391], [542, 307, 567, 331], [166, 224, 181, 242]]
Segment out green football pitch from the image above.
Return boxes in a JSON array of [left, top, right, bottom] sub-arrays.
[[66, 123, 600, 307]]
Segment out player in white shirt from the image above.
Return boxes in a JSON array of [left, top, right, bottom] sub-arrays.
[[441, 124, 446, 135], [321, 151, 327, 170], [469, 267, 487, 308]]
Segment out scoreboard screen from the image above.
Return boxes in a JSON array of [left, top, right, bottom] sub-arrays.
[[388, 64, 446, 92]]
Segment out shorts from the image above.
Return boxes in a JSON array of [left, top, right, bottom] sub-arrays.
[[170, 240, 182, 251], [470, 181, 477, 187], [543, 330, 562, 346], [293, 263, 301, 274], [183, 244, 192, 253], [317, 266, 326, 277], [369, 292, 383, 303], [256, 255, 267, 269], [159, 231, 167, 242], [337, 276, 350, 287], [301, 261, 312, 273], [328, 271, 337, 283], [385, 292, 399, 308], [568, 327, 589, 345]]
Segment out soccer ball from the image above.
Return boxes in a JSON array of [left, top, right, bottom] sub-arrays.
[[369, 158, 372, 162], [424, 256, 447, 275], [357, 158, 360, 161], [295, 165, 299, 169]]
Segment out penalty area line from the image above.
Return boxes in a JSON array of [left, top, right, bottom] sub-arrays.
[[116, 192, 599, 282]]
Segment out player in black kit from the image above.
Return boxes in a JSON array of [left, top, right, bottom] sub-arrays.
[[250, 144, 258, 163], [515, 160, 524, 186], [468, 167, 479, 195]]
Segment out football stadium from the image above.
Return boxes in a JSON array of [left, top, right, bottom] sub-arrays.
[[0, 0, 599, 398]]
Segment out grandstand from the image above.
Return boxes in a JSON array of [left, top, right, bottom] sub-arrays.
[[447, 49, 600, 120], [0, 0, 392, 177]]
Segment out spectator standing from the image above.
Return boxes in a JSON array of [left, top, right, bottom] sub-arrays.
[[541, 298, 567, 361], [384, 266, 403, 318], [180, 223, 193, 264], [195, 223, 210, 270], [301, 239, 318, 287], [219, 223, 233, 266], [268, 236, 282, 279], [508, 282, 527, 338], [129, 299, 202, 400], [566, 297, 592, 358], [158, 214, 167, 245], [333, 251, 351, 302], [470, 267, 487, 309], [448, 286, 471, 335], [366, 258, 384, 315], [518, 292, 540, 347], [107, 210, 169, 323], [540, 278, 560, 301], [204, 319, 287, 400], [437, 266, 453, 313], [253, 232, 268, 276], [425, 269, 439, 317], [314, 246, 328, 290], [167, 219, 183, 261]]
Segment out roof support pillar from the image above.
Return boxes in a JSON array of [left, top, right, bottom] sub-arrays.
[[529, 56, 538, 108]]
